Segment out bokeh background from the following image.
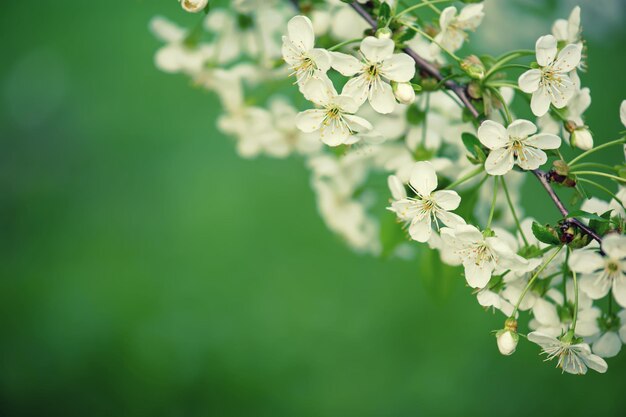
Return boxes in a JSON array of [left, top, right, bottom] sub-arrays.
[[1, 1, 626, 416]]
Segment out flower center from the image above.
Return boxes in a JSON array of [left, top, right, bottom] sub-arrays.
[[366, 63, 380, 81], [607, 261, 620, 274]]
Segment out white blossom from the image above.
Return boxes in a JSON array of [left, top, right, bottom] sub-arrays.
[[569, 234, 626, 308], [441, 225, 529, 289], [518, 35, 582, 116], [433, 4, 484, 53], [331, 37, 415, 114], [527, 331, 608, 374], [388, 162, 464, 243], [282, 16, 331, 89], [296, 78, 373, 146], [477, 119, 561, 175]]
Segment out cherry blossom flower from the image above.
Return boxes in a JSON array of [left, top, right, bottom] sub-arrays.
[[388, 162, 464, 243], [518, 35, 582, 116], [282, 16, 331, 89], [528, 331, 608, 374], [552, 6, 581, 45], [441, 225, 529, 289], [569, 234, 626, 308], [296, 79, 372, 146], [477, 119, 561, 175], [433, 4, 484, 53], [331, 36, 415, 114]]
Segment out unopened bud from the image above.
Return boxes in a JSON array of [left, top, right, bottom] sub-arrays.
[[179, 0, 208, 13], [496, 330, 519, 355], [570, 127, 593, 150], [393, 82, 416, 105], [376, 27, 393, 39]]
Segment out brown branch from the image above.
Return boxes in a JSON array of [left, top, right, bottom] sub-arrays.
[[348, 1, 602, 245]]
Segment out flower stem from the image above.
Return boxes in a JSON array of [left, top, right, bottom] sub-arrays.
[[568, 137, 626, 166], [489, 88, 512, 124], [569, 162, 617, 172], [570, 251, 579, 334], [444, 166, 484, 189], [328, 38, 362, 52], [395, 0, 451, 18], [572, 171, 626, 183], [501, 176, 529, 246], [509, 245, 563, 319], [486, 176, 499, 229], [577, 178, 626, 210]]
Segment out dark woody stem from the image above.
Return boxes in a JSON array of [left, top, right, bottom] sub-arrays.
[[349, 1, 602, 245]]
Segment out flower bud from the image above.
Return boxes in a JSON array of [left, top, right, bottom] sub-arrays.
[[179, 0, 209, 13], [570, 127, 593, 150], [496, 330, 519, 356], [496, 318, 518, 356], [376, 27, 393, 39], [393, 82, 415, 105]]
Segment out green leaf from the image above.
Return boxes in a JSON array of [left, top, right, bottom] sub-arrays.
[[461, 132, 484, 162], [531, 222, 561, 245], [567, 210, 609, 222], [377, 2, 391, 27]]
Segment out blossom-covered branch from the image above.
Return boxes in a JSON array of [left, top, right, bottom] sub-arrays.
[[152, 0, 626, 375]]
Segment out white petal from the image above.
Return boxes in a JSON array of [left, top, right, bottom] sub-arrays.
[[437, 211, 465, 227], [439, 7, 457, 30], [535, 35, 558, 67], [530, 87, 551, 116], [554, 43, 582, 73], [506, 119, 537, 139], [330, 52, 362, 76], [409, 216, 432, 243], [388, 175, 406, 200], [582, 351, 608, 373], [287, 15, 314, 52], [518, 69, 542, 93], [516, 146, 547, 170], [485, 148, 514, 176], [369, 81, 396, 114], [593, 332, 622, 358], [433, 190, 461, 210], [477, 120, 508, 150], [343, 114, 373, 133], [601, 234, 626, 260], [580, 273, 611, 300], [319, 120, 350, 146], [295, 109, 325, 132], [409, 161, 438, 196], [464, 260, 493, 289], [620, 100, 626, 128], [341, 76, 369, 105], [309, 48, 331, 72], [527, 331, 559, 348], [525, 133, 561, 150], [613, 276, 626, 308], [568, 250, 604, 273], [380, 53, 416, 82], [360, 36, 394, 63]]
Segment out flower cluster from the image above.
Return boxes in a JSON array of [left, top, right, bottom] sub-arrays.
[[151, 1, 626, 374]]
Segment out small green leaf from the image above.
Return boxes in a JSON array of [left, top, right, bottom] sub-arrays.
[[567, 210, 609, 222], [531, 222, 561, 245], [461, 132, 482, 157], [377, 2, 391, 27]]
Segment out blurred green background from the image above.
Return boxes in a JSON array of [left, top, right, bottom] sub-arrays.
[[1, 1, 625, 416]]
